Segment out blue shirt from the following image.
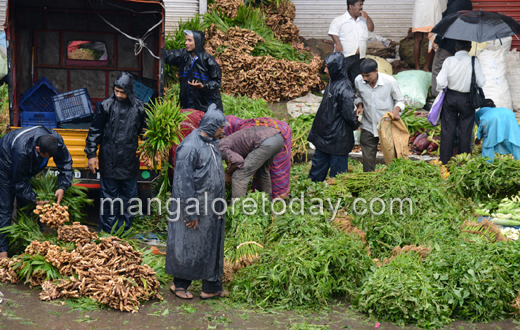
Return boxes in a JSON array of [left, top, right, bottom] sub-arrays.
[[475, 107, 520, 149]]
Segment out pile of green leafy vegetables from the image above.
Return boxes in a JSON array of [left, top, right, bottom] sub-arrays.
[[225, 156, 520, 328]]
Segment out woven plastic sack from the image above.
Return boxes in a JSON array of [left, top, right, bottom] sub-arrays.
[[478, 48, 512, 110], [393, 70, 432, 108], [506, 49, 520, 111]]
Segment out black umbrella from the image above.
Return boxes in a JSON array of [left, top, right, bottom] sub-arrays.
[[431, 10, 520, 43]]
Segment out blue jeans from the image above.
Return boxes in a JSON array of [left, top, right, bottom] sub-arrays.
[[99, 177, 138, 233], [308, 149, 349, 182]]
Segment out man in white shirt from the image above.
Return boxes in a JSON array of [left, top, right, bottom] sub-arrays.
[[329, 0, 375, 85], [355, 59, 405, 172], [436, 40, 486, 165]]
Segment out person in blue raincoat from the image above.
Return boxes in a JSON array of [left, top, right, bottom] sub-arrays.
[[0, 126, 73, 258], [166, 104, 229, 300], [164, 30, 223, 112], [475, 99, 520, 161]]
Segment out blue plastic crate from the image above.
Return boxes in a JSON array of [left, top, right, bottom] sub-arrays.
[[133, 80, 154, 104], [20, 111, 57, 128], [52, 88, 94, 124], [20, 77, 60, 113]]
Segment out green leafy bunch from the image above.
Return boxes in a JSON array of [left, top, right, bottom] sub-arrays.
[[231, 234, 372, 309], [447, 156, 520, 204], [222, 93, 273, 119], [355, 252, 451, 329], [352, 159, 473, 257], [288, 114, 315, 162], [140, 98, 189, 197]]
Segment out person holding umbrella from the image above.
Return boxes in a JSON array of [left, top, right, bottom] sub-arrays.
[[431, 9, 520, 164], [436, 40, 485, 164]]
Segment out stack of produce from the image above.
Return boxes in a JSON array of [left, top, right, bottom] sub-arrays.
[[34, 203, 70, 228], [0, 257, 20, 284], [263, 1, 300, 44], [402, 107, 441, 155], [475, 194, 520, 226], [166, 1, 322, 102], [57, 222, 98, 248], [205, 24, 322, 102], [0, 222, 162, 312], [208, 0, 243, 18]]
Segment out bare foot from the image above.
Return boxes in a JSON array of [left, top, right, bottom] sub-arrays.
[[415, 66, 421, 70], [0, 252, 8, 259], [200, 290, 230, 300], [423, 67, 431, 72], [170, 285, 193, 299]]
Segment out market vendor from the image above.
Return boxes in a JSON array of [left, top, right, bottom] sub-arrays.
[[0, 127, 73, 258], [166, 105, 229, 300], [225, 116, 292, 199], [85, 72, 147, 234], [355, 58, 405, 172], [475, 99, 520, 161], [219, 126, 284, 200], [164, 30, 223, 112], [308, 52, 359, 182]]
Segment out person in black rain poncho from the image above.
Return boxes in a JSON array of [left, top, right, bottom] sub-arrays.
[[0, 127, 73, 258], [85, 72, 146, 233], [166, 104, 229, 300], [164, 30, 223, 112], [307, 52, 360, 182]]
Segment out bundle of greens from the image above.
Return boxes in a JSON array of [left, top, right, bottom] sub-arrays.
[[447, 156, 520, 204], [139, 98, 189, 197], [222, 93, 273, 118], [352, 159, 474, 257], [225, 192, 272, 268], [231, 233, 373, 309], [355, 252, 451, 328], [475, 194, 520, 226], [288, 114, 314, 161]]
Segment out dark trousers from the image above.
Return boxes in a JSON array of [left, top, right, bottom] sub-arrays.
[[232, 134, 284, 199], [345, 54, 363, 87], [308, 148, 349, 182], [174, 277, 223, 293], [360, 129, 379, 172], [0, 171, 14, 252], [99, 177, 138, 233], [440, 89, 475, 165]]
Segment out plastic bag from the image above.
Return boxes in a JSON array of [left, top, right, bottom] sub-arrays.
[[428, 88, 445, 126], [478, 48, 512, 110], [377, 112, 410, 164], [506, 49, 520, 111], [393, 70, 432, 109]]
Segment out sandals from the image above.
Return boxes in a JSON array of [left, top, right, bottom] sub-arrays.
[[170, 286, 193, 300], [200, 290, 230, 300]]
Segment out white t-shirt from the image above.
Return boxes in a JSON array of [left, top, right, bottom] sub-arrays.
[[328, 11, 369, 58]]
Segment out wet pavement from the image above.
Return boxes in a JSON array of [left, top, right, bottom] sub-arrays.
[[1, 282, 519, 329]]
